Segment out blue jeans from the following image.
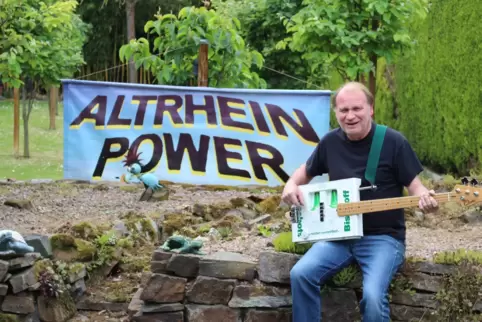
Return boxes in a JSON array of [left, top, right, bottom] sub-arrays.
[[290, 235, 405, 322]]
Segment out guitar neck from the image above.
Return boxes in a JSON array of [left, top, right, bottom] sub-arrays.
[[337, 192, 456, 216]]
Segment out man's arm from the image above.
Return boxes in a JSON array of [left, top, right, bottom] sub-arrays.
[[406, 176, 430, 196], [286, 163, 313, 186]]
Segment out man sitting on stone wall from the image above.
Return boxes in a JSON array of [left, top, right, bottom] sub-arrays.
[[281, 81, 438, 322]]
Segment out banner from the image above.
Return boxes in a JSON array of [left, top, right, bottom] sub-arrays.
[[62, 80, 331, 186]]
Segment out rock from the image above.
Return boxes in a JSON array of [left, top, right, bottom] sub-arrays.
[[128, 288, 144, 317], [247, 215, 272, 228], [0, 283, 8, 295], [148, 188, 170, 202], [237, 208, 258, 221], [76, 297, 129, 312], [409, 272, 444, 293], [321, 288, 360, 321], [140, 274, 187, 303], [4, 199, 34, 210], [151, 250, 173, 273], [390, 304, 436, 321], [207, 228, 221, 241], [0, 259, 8, 281], [0, 250, 18, 260], [413, 210, 425, 222], [166, 254, 201, 278], [113, 220, 130, 237], [142, 303, 184, 313], [8, 253, 41, 272], [132, 311, 184, 322], [244, 308, 292, 322], [257, 251, 300, 285], [65, 263, 87, 283], [407, 261, 457, 275], [8, 266, 36, 294], [459, 209, 482, 224], [1, 293, 36, 314], [228, 282, 292, 308], [70, 278, 86, 300], [186, 276, 236, 305], [198, 251, 256, 282], [30, 179, 54, 184], [37, 295, 77, 322], [123, 214, 160, 242], [185, 304, 241, 322], [24, 234, 52, 258], [391, 290, 438, 309], [3, 273, 12, 282]]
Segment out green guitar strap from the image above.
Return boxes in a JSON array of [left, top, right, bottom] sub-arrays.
[[364, 124, 387, 186]]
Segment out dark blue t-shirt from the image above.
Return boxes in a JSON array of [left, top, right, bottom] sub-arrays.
[[305, 122, 423, 243]]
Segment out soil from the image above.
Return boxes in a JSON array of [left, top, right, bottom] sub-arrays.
[[1, 179, 481, 320], [1, 180, 481, 262]]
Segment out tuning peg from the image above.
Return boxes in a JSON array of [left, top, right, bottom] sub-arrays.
[[470, 178, 479, 186], [461, 177, 469, 185]]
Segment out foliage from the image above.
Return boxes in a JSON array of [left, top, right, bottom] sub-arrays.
[[276, 0, 428, 81], [272, 232, 312, 255], [434, 259, 482, 321], [374, 0, 482, 174], [87, 230, 119, 272], [38, 267, 64, 298], [119, 6, 266, 88], [433, 249, 482, 266], [212, 0, 319, 89], [257, 224, 272, 237], [0, 0, 90, 87]]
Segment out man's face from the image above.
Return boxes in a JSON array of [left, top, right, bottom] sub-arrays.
[[334, 88, 373, 140]]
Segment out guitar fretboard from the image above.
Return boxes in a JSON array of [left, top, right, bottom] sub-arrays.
[[337, 192, 456, 216]]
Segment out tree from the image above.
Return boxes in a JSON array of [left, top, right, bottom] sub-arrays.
[[0, 0, 89, 157], [212, 0, 320, 90], [276, 0, 429, 111], [119, 6, 266, 88]]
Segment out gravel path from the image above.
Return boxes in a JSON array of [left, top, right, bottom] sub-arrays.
[[1, 181, 481, 262]]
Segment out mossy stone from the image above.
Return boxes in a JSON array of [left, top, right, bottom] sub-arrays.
[[0, 313, 19, 322], [71, 222, 100, 240]]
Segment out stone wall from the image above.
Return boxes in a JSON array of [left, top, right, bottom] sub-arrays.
[[0, 250, 86, 322], [129, 249, 482, 322]]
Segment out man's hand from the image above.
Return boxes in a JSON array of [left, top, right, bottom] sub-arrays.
[[407, 176, 439, 214], [281, 181, 305, 206], [418, 189, 438, 213]]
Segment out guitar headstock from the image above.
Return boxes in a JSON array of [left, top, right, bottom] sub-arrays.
[[452, 177, 481, 206]]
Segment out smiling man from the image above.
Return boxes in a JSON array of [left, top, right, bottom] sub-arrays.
[[281, 82, 438, 322]]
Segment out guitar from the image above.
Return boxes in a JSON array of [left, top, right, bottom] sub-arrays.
[[336, 177, 482, 217]]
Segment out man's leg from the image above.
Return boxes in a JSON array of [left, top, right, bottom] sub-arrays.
[[290, 241, 354, 322], [352, 235, 405, 322]]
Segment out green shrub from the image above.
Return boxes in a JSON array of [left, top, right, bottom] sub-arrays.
[[375, 0, 482, 175]]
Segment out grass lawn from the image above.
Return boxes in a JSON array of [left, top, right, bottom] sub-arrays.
[[0, 99, 64, 180]]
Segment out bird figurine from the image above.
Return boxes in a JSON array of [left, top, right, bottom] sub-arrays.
[[121, 145, 165, 201]]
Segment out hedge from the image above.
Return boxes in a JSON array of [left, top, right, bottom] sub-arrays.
[[375, 0, 482, 176]]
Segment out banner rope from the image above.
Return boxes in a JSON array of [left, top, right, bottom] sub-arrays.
[[74, 46, 325, 89]]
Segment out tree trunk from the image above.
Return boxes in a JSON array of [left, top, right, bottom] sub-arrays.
[[126, 0, 137, 83], [49, 86, 57, 130], [21, 86, 30, 158]]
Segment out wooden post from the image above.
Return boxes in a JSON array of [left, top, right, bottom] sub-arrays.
[[13, 87, 20, 157], [197, 39, 209, 87], [49, 86, 58, 130]]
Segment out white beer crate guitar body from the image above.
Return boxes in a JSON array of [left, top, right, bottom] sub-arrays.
[[291, 176, 482, 244], [291, 124, 482, 244]]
